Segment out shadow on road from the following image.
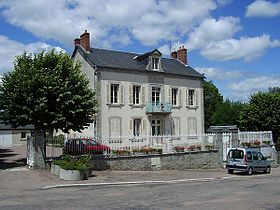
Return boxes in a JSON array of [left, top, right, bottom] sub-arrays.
[[0, 148, 27, 170]]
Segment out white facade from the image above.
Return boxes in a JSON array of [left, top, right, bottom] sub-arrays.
[[73, 50, 204, 139]]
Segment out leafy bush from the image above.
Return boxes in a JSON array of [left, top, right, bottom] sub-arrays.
[[54, 154, 91, 171]]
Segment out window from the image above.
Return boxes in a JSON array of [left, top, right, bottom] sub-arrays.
[[151, 120, 161, 136], [172, 88, 178, 106], [133, 119, 141, 136], [106, 83, 124, 105], [133, 86, 141, 105], [229, 150, 244, 159], [109, 117, 121, 137], [247, 151, 252, 160], [111, 84, 119, 104], [152, 87, 161, 104], [188, 89, 195, 106], [21, 132, 26, 139], [152, 57, 159, 70], [253, 152, 258, 160]]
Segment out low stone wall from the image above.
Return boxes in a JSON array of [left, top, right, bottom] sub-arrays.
[[91, 150, 220, 171]]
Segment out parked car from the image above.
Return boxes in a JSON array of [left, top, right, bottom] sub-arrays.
[[226, 147, 271, 175], [63, 138, 111, 155]]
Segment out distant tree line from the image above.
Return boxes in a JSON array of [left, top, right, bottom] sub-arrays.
[[204, 81, 280, 144]]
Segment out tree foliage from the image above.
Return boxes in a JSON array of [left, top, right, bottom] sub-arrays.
[[211, 99, 245, 127], [203, 80, 223, 131], [0, 50, 97, 133], [240, 88, 280, 143]]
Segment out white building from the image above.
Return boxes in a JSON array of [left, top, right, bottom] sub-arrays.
[[72, 31, 204, 139]]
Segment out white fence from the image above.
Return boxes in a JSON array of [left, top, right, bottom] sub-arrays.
[[98, 134, 217, 153], [45, 131, 274, 161], [239, 131, 273, 144]]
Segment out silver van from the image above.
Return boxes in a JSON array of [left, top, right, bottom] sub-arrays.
[[226, 147, 271, 175]]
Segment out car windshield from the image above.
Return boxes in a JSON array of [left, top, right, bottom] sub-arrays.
[[228, 150, 244, 159], [87, 139, 98, 146]]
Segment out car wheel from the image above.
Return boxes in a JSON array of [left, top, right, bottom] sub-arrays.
[[228, 169, 233, 174], [247, 167, 253, 175], [264, 166, 271, 174]]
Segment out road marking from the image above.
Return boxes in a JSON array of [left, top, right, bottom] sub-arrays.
[[42, 176, 237, 190]]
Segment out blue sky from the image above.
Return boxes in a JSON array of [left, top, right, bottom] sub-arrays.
[[0, 0, 279, 101]]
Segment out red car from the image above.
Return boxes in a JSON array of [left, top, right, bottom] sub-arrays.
[[64, 138, 110, 155]]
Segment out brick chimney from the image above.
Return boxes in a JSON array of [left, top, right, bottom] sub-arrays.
[[79, 30, 90, 52], [177, 46, 187, 65], [170, 51, 177, 59]]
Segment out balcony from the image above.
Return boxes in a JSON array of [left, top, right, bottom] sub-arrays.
[[145, 102, 172, 114]]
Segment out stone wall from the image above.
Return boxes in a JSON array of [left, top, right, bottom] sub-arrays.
[[91, 150, 220, 171]]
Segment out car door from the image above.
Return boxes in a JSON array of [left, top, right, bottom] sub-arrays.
[[257, 152, 267, 170]]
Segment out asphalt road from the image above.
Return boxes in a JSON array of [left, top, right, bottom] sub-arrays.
[[1, 171, 280, 210]]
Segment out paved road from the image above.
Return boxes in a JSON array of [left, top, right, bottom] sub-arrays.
[[1, 170, 280, 210]]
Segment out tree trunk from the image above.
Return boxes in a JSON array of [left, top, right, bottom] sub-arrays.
[[32, 129, 46, 169]]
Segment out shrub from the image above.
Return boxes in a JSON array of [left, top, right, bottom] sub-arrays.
[[54, 154, 91, 171]]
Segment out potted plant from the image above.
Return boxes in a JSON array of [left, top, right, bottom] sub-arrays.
[[57, 155, 91, 181], [174, 146, 185, 152]]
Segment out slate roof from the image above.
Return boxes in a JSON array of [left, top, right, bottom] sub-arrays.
[[75, 47, 204, 79]]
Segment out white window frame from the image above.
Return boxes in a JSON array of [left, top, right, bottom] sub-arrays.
[[172, 88, 178, 106], [133, 119, 141, 137], [152, 57, 159, 70], [151, 86, 161, 104], [187, 89, 198, 107], [133, 85, 141, 105], [106, 82, 124, 106], [111, 84, 119, 104]]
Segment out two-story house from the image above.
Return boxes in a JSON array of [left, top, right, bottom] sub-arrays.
[[72, 30, 204, 140]]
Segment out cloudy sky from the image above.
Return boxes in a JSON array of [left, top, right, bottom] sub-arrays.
[[0, 0, 279, 101]]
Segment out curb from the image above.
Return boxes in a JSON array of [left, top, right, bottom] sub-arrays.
[[43, 176, 234, 190]]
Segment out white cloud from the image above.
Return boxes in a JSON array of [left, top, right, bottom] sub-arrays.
[[228, 75, 280, 92], [0, 35, 64, 74], [246, 0, 280, 18], [196, 66, 242, 80], [228, 75, 280, 101], [201, 34, 280, 61], [0, 0, 217, 48], [187, 16, 241, 50]]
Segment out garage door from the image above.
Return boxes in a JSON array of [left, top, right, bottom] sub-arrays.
[[0, 132, 13, 147]]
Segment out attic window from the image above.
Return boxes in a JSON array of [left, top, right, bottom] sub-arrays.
[[152, 57, 159, 70]]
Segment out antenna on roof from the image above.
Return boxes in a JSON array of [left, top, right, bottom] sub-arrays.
[[168, 40, 172, 54]]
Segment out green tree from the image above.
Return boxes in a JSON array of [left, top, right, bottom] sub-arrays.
[[211, 99, 245, 127], [240, 88, 280, 143], [0, 50, 97, 167], [203, 80, 223, 131]]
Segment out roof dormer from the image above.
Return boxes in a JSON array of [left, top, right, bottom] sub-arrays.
[[134, 49, 163, 72]]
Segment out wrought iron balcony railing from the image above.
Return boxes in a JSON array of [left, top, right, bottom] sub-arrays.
[[145, 102, 172, 114]]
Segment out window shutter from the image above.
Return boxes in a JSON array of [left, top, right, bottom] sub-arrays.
[[195, 89, 199, 107], [168, 87, 172, 104], [142, 119, 146, 136], [178, 89, 182, 106], [129, 85, 133, 105], [106, 83, 110, 104], [160, 86, 164, 103], [129, 119, 133, 135], [186, 89, 189, 106], [119, 84, 124, 105], [141, 86, 145, 105]]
